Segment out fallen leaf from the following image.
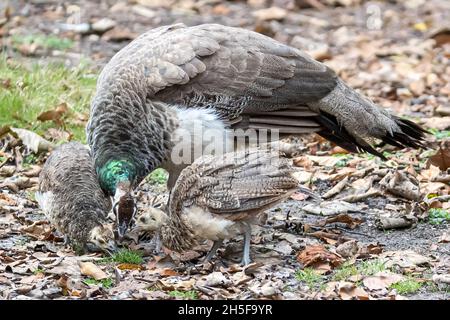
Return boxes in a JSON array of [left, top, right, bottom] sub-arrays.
[[438, 231, 450, 243], [338, 281, 369, 300], [316, 213, 363, 229], [117, 263, 143, 271], [297, 245, 343, 270], [375, 213, 418, 230], [303, 200, 362, 216], [363, 272, 404, 291], [252, 6, 287, 21], [379, 250, 431, 269], [5, 127, 53, 153], [159, 268, 178, 277], [379, 170, 421, 201], [79, 262, 108, 280], [102, 28, 137, 41], [323, 176, 349, 199], [428, 140, 450, 171], [37, 102, 69, 126]]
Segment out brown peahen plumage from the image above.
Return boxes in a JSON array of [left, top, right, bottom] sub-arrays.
[[87, 23, 427, 237]]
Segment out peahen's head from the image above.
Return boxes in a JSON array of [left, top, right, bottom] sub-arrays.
[[98, 159, 138, 238]]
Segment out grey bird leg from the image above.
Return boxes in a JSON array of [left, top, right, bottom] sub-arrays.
[[63, 235, 71, 247], [152, 232, 162, 254], [241, 222, 252, 266], [204, 239, 224, 262]]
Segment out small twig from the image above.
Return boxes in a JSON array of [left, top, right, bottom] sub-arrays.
[[332, 226, 375, 238]]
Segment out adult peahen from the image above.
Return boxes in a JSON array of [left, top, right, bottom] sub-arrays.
[[87, 23, 427, 237]]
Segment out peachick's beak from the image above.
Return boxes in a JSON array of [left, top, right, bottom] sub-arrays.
[[105, 241, 118, 255]]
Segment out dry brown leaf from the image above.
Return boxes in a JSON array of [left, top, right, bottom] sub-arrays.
[[428, 140, 450, 171], [429, 27, 450, 46], [302, 200, 362, 216], [79, 261, 108, 280], [252, 6, 287, 21], [376, 213, 417, 230], [37, 102, 69, 126], [323, 176, 349, 199], [438, 231, 450, 243], [293, 156, 314, 169], [357, 243, 384, 258], [379, 170, 421, 201], [117, 263, 143, 271], [316, 213, 363, 229], [159, 268, 179, 277], [7, 127, 53, 153], [19, 221, 53, 240], [297, 245, 343, 270], [379, 250, 431, 269], [338, 281, 369, 300], [363, 272, 404, 291], [102, 28, 137, 41]]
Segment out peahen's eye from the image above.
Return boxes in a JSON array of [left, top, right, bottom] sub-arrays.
[[154, 203, 162, 208]]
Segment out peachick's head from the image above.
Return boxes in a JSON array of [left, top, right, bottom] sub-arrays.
[[86, 223, 117, 254], [134, 203, 167, 232]]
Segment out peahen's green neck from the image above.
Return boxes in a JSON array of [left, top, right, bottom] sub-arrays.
[[97, 159, 137, 195]]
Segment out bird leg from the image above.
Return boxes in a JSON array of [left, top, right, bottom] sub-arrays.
[[204, 239, 224, 262], [63, 235, 71, 247], [152, 232, 162, 254], [241, 222, 252, 266]]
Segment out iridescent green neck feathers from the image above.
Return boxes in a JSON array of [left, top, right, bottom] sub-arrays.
[[98, 160, 136, 195]]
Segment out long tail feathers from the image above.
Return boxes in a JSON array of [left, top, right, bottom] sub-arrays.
[[316, 112, 428, 159]]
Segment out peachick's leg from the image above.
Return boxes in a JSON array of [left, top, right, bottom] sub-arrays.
[[152, 232, 162, 254], [204, 239, 224, 262], [241, 222, 252, 266], [63, 235, 71, 247]]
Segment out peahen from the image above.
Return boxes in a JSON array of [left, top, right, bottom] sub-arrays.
[[87, 23, 427, 237], [133, 148, 305, 265], [36, 142, 117, 254]]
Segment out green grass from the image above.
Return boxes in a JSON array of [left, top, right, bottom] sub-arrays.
[[110, 249, 144, 264], [295, 268, 326, 290], [168, 290, 198, 300], [84, 277, 115, 289], [12, 34, 74, 51], [390, 278, 422, 295], [428, 208, 450, 225], [429, 128, 450, 140], [358, 259, 387, 276], [332, 259, 387, 282], [33, 268, 45, 275], [332, 262, 359, 281], [22, 154, 38, 168], [0, 54, 97, 142], [147, 168, 169, 185]]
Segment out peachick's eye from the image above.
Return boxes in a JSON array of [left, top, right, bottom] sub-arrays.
[[140, 217, 146, 223], [154, 203, 162, 208]]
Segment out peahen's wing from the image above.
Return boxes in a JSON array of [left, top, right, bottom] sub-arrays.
[[168, 149, 299, 218]]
